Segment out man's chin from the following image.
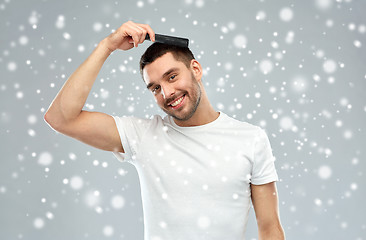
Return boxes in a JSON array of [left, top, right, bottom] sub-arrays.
[[172, 113, 193, 122], [163, 108, 194, 122]]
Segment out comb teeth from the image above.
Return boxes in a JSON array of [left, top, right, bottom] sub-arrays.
[[145, 33, 189, 48]]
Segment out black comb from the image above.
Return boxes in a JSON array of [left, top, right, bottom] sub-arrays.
[[145, 33, 189, 48]]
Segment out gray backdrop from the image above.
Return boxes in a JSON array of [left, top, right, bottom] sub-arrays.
[[1, 0, 365, 239]]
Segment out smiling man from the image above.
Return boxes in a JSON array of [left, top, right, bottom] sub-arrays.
[[44, 21, 285, 240], [141, 45, 213, 127]]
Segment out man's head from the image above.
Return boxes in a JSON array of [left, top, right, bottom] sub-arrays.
[[139, 42, 195, 80], [140, 43, 203, 122]]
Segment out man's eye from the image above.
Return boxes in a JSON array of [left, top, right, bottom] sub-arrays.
[[153, 86, 160, 92], [169, 75, 176, 80]]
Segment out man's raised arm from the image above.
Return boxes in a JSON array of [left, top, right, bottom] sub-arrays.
[[44, 21, 155, 152]]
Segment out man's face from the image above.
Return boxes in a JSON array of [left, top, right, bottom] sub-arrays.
[[143, 52, 202, 121]]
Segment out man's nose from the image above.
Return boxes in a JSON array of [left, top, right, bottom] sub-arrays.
[[161, 84, 175, 99]]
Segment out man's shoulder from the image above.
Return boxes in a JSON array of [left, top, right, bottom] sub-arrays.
[[113, 114, 165, 129], [116, 114, 163, 121], [221, 112, 261, 131]]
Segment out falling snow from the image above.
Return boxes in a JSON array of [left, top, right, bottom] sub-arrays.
[[279, 7, 294, 22], [1, 0, 365, 239], [103, 225, 114, 237], [69, 176, 84, 190], [110, 195, 125, 209], [38, 152, 53, 166], [323, 59, 337, 74]]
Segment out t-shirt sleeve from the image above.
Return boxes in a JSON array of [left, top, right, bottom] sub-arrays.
[[250, 128, 279, 185], [112, 115, 151, 163]]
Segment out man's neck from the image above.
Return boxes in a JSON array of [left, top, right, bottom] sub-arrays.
[[173, 101, 220, 127]]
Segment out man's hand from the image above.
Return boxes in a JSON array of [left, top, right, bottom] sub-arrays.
[[103, 20, 155, 53]]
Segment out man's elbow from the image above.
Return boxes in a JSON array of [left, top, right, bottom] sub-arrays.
[[44, 112, 57, 128], [44, 112, 64, 132], [258, 223, 285, 240]]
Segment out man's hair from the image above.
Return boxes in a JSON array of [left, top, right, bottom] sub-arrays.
[[139, 42, 195, 81]]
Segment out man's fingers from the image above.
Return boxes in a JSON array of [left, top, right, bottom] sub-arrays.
[[130, 32, 141, 47], [127, 21, 155, 45], [123, 25, 141, 47], [135, 26, 148, 44], [127, 25, 147, 47], [115, 21, 155, 49], [137, 23, 155, 42]]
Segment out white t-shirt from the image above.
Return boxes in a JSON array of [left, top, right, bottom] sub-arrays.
[[112, 111, 278, 240]]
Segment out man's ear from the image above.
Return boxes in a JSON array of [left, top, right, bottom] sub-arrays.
[[190, 59, 203, 81]]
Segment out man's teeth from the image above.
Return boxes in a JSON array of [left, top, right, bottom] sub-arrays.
[[171, 95, 184, 107]]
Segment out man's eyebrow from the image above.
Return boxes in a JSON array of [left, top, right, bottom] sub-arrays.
[[162, 67, 179, 79], [146, 67, 179, 90], [146, 82, 154, 90]]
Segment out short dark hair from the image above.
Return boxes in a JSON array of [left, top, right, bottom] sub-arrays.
[[139, 42, 195, 81]]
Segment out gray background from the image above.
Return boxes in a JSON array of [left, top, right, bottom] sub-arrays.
[[1, 0, 365, 239]]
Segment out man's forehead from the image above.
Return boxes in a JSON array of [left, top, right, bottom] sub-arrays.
[[143, 53, 185, 83]]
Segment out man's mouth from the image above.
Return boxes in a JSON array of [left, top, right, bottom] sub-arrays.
[[168, 94, 185, 109]]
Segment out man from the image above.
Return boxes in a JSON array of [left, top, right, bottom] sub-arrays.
[[44, 21, 285, 240]]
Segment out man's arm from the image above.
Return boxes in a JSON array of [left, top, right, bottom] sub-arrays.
[[251, 181, 285, 240], [44, 21, 155, 152]]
